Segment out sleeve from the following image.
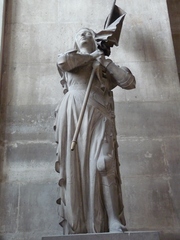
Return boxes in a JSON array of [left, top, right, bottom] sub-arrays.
[[56, 64, 68, 94], [106, 61, 136, 90], [57, 50, 94, 72]]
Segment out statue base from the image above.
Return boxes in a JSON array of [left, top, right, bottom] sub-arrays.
[[42, 231, 160, 240]]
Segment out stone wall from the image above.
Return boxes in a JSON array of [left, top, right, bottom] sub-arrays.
[[0, 0, 180, 240]]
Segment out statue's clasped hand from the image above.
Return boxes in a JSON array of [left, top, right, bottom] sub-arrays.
[[90, 49, 104, 59], [91, 49, 105, 67]]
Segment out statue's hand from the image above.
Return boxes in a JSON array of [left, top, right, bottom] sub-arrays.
[[90, 49, 104, 59]]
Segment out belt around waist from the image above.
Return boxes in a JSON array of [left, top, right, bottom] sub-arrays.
[[68, 84, 87, 91]]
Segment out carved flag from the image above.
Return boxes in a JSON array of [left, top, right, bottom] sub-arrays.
[[95, 0, 126, 55]]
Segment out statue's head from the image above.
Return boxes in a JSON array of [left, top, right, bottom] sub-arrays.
[[74, 28, 97, 53]]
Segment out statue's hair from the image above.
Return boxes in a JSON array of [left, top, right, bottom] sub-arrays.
[[74, 28, 97, 52]]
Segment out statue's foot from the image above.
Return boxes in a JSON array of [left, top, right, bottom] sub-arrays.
[[109, 221, 127, 233], [109, 228, 123, 233]]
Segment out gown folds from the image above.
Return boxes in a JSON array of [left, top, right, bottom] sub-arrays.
[[54, 50, 135, 234]]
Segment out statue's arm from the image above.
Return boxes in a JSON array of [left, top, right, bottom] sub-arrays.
[[105, 60, 136, 90], [57, 50, 94, 72]]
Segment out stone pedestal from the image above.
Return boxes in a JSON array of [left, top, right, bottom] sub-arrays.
[[42, 231, 160, 240]]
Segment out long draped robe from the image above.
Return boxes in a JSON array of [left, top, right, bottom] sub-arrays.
[[54, 50, 135, 234]]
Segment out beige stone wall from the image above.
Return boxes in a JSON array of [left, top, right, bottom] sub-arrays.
[[2, 0, 179, 106], [0, 0, 180, 240]]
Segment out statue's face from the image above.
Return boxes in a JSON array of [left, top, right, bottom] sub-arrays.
[[75, 28, 96, 52]]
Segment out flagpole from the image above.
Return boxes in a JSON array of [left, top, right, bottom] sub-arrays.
[[71, 62, 97, 151], [71, 0, 126, 151]]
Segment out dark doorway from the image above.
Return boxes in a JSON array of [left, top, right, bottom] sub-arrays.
[[167, 0, 180, 80]]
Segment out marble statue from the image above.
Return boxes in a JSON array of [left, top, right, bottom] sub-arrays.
[[54, 27, 136, 234]]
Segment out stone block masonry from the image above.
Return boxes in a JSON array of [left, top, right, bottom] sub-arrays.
[[0, 1, 180, 240]]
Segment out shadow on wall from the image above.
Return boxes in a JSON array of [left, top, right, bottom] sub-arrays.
[[122, 21, 172, 93], [167, 0, 180, 81]]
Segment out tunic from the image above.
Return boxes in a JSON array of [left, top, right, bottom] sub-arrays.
[[54, 50, 135, 234]]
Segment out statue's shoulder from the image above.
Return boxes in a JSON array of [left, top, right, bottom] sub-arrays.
[[58, 49, 77, 57], [66, 49, 77, 54]]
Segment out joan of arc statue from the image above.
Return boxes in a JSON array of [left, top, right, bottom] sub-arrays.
[[54, 26, 136, 234]]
